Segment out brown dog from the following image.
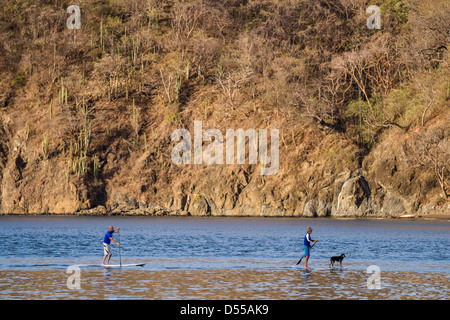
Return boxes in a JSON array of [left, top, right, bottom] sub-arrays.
[[330, 254, 346, 268]]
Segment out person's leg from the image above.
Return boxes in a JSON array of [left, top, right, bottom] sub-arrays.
[[102, 243, 107, 264], [103, 243, 111, 265], [303, 245, 310, 268]]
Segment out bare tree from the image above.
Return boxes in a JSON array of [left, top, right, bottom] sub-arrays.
[[404, 125, 450, 199], [329, 35, 407, 129], [410, 0, 450, 68], [159, 67, 174, 104], [171, 0, 207, 58], [216, 63, 254, 109]]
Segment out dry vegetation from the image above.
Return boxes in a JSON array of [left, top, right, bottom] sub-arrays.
[[0, 0, 448, 215]]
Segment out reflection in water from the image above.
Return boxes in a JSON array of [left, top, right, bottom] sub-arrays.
[[0, 266, 448, 300]]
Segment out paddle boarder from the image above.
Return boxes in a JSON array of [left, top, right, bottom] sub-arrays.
[[303, 227, 318, 269], [102, 226, 120, 265]]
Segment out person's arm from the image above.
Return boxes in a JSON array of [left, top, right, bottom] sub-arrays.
[[113, 227, 120, 233], [109, 237, 120, 245], [306, 234, 317, 245]]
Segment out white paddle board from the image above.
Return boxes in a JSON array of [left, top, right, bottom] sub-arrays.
[[75, 263, 145, 268], [102, 263, 145, 268]]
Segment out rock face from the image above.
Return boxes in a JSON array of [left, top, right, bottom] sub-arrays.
[[0, 122, 448, 218], [0, 119, 448, 218], [0, 82, 448, 219], [1, 133, 89, 214], [334, 172, 371, 217]]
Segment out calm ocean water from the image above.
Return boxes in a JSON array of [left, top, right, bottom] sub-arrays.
[[0, 216, 448, 299]]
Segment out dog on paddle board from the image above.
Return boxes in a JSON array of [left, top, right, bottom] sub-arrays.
[[329, 254, 346, 268]]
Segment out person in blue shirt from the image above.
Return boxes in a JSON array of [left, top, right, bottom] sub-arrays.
[[102, 225, 120, 265], [303, 227, 318, 269]]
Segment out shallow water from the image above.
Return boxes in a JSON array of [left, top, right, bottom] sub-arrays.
[[0, 216, 448, 299]]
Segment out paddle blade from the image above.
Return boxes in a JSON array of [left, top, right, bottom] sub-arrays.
[[295, 256, 304, 265]]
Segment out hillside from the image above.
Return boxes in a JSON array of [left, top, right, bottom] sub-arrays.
[[0, 0, 448, 217]]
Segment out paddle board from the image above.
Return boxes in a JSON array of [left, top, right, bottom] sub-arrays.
[[102, 263, 145, 268], [75, 263, 145, 268]]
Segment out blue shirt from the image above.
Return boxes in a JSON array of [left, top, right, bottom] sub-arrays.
[[104, 230, 113, 244], [303, 233, 313, 246]]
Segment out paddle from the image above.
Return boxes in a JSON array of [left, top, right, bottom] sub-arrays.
[[118, 229, 122, 267], [295, 241, 317, 265]]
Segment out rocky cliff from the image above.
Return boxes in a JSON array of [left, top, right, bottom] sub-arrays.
[[0, 0, 448, 218], [1, 110, 447, 218]]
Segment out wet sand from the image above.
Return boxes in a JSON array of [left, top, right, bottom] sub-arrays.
[[1, 267, 448, 300]]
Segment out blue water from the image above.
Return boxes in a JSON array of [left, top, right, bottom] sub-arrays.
[[0, 216, 448, 272], [0, 216, 449, 299]]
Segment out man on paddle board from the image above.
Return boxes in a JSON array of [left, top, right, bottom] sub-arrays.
[[303, 227, 318, 269], [102, 226, 120, 265]]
